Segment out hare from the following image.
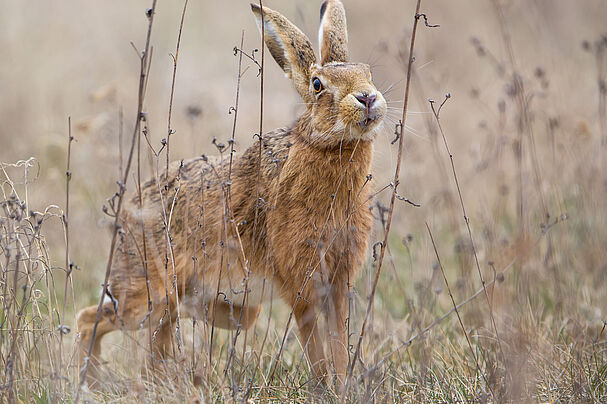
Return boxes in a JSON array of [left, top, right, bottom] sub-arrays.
[[76, 0, 386, 388]]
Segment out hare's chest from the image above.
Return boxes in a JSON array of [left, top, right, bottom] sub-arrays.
[[268, 202, 372, 273]]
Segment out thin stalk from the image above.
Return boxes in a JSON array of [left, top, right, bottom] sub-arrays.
[[59, 116, 74, 387], [223, 30, 247, 382], [343, 0, 424, 396], [74, 2, 157, 401], [430, 95, 509, 383], [249, 0, 265, 277]]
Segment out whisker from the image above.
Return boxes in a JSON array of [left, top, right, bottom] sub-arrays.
[[417, 59, 434, 70], [385, 108, 430, 115], [310, 121, 340, 145], [381, 79, 403, 96]]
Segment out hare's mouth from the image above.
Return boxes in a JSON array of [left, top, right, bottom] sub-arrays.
[[360, 114, 382, 130]]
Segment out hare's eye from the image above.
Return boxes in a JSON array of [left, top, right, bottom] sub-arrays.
[[312, 77, 323, 94]]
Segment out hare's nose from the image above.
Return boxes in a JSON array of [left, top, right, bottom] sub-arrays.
[[355, 93, 377, 109]]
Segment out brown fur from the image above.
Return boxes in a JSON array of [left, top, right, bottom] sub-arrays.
[[76, 0, 387, 388], [319, 0, 349, 65]]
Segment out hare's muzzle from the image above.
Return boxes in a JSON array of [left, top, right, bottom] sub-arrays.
[[355, 92, 383, 129], [355, 93, 377, 110]]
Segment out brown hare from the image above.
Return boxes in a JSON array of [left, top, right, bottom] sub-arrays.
[[76, 0, 386, 388]]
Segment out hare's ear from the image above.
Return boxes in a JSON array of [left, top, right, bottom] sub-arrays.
[[251, 4, 317, 101], [318, 0, 349, 65]]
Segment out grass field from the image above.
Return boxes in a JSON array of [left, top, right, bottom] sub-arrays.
[[1, 0, 606, 402]]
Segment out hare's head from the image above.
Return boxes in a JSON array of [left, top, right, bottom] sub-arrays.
[[251, 0, 386, 147]]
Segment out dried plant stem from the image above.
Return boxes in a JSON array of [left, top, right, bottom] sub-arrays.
[[223, 30, 247, 382], [159, 0, 189, 361], [136, 50, 156, 365], [345, 190, 352, 370], [2, 245, 22, 403], [136, 111, 155, 378], [208, 161, 228, 373], [598, 46, 607, 156], [430, 96, 508, 381], [243, 0, 265, 389], [58, 116, 74, 386], [228, 32, 245, 180], [426, 222, 494, 398], [343, 0, 424, 395], [249, 0, 265, 269], [75, 2, 157, 401], [166, 0, 188, 177], [118, 107, 124, 177]]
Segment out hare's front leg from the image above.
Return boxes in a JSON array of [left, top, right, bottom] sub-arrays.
[[292, 298, 327, 384], [327, 280, 348, 386]]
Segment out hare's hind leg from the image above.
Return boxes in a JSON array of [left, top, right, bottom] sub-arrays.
[[210, 300, 262, 330], [76, 297, 157, 385], [76, 303, 122, 386]]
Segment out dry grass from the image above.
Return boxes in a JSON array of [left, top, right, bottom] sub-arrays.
[[1, 0, 606, 402]]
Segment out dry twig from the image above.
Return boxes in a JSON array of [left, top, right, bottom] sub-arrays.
[[75, 2, 158, 401], [343, 0, 430, 396]]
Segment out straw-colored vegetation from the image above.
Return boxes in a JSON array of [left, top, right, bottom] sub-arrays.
[[1, 0, 606, 402]]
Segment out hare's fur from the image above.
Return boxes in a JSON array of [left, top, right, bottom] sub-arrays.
[[77, 0, 387, 388]]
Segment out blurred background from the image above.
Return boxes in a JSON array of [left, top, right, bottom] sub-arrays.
[[2, 0, 604, 301], [1, 0, 606, 401]]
